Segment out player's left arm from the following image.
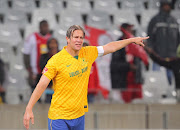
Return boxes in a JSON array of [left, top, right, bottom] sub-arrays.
[[102, 37, 149, 56]]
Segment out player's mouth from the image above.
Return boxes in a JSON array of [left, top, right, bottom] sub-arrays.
[[75, 44, 82, 47]]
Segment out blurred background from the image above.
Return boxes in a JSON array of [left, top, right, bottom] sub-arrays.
[[0, 0, 180, 129]]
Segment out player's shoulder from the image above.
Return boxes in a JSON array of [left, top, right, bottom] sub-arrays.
[[51, 50, 66, 62], [80, 46, 98, 58], [51, 51, 62, 59], [82, 46, 97, 51]]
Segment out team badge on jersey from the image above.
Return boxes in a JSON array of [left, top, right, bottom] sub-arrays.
[[42, 67, 48, 74]]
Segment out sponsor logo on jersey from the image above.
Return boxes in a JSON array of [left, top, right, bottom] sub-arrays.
[[66, 64, 71, 67]]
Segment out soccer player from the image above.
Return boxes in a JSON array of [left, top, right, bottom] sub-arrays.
[[23, 25, 149, 130]]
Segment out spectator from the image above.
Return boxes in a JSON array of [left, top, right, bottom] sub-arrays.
[[145, 46, 180, 102], [0, 58, 6, 103], [110, 23, 149, 103], [40, 37, 59, 103], [23, 20, 51, 102], [177, 44, 180, 58], [147, 0, 180, 85]]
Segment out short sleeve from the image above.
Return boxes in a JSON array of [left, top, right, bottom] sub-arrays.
[[23, 34, 36, 55], [85, 46, 98, 64], [42, 57, 57, 80]]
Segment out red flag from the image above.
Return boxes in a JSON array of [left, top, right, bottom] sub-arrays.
[[85, 25, 106, 46], [85, 25, 109, 99]]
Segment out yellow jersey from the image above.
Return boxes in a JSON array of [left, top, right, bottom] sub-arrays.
[[43, 46, 98, 120]]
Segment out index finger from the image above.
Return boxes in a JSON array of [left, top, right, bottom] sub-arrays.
[[142, 36, 149, 40], [31, 116, 34, 125]]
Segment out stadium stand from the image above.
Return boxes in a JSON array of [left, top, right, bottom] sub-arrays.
[[87, 10, 112, 30], [11, 0, 36, 14], [174, 0, 180, 10], [31, 8, 58, 30], [0, 24, 22, 47], [40, 0, 64, 15], [59, 10, 84, 27], [120, 0, 146, 14], [3, 9, 28, 30], [172, 10, 180, 24], [0, 0, 179, 105], [0, 0, 180, 129], [148, 0, 161, 9], [139, 9, 158, 36], [93, 0, 119, 15], [114, 9, 139, 29], [66, 0, 91, 15], [53, 24, 69, 49], [24, 25, 38, 39]]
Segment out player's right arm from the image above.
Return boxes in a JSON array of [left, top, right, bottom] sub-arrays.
[[23, 75, 50, 130]]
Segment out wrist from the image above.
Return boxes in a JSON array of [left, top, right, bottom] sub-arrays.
[[129, 38, 135, 44], [26, 105, 33, 111]]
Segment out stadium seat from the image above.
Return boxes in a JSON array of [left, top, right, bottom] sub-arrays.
[[0, 24, 22, 47], [174, 0, 180, 10], [40, 0, 64, 14], [24, 25, 38, 39], [3, 9, 28, 30], [114, 10, 139, 30], [172, 10, 180, 24], [11, 0, 36, 14], [6, 45, 30, 104], [0, 42, 12, 64], [0, 0, 9, 22], [120, 0, 145, 14], [148, 0, 160, 9], [93, 0, 119, 15], [143, 66, 170, 103], [53, 24, 70, 49], [140, 9, 158, 32], [86, 10, 112, 30], [59, 10, 84, 27], [31, 8, 57, 30], [0, 0, 9, 10], [106, 26, 122, 41], [66, 0, 91, 14]]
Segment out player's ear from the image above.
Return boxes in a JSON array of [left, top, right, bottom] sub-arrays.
[[66, 37, 70, 44]]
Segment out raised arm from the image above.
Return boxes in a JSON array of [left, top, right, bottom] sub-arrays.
[[103, 37, 149, 56], [23, 75, 50, 130]]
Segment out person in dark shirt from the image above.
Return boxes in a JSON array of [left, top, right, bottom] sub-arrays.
[[0, 58, 6, 103], [40, 37, 59, 103], [110, 23, 149, 103], [145, 46, 180, 103], [147, 0, 180, 85]]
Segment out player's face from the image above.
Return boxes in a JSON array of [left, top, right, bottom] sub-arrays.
[[68, 30, 84, 51]]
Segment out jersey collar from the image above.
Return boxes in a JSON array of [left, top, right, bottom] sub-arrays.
[[62, 46, 82, 60]]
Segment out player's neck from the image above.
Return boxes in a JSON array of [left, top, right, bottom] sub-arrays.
[[66, 46, 79, 57]]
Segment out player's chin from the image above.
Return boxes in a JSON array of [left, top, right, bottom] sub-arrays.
[[75, 45, 82, 50]]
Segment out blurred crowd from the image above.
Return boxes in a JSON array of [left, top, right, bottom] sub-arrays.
[[0, 0, 180, 104]]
